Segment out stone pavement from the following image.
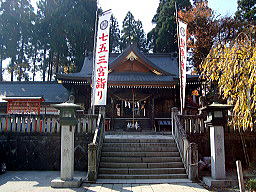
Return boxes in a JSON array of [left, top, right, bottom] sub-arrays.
[[0, 171, 211, 192]]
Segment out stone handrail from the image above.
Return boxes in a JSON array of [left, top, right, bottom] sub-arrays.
[[0, 114, 90, 134], [87, 107, 105, 182], [171, 107, 198, 181]]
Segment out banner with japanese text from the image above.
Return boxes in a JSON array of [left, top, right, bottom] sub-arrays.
[[92, 10, 111, 106], [178, 19, 187, 113]]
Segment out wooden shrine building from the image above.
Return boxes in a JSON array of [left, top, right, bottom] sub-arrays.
[[57, 44, 201, 131]]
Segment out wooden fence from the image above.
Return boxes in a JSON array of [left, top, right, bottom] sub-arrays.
[[178, 114, 254, 134], [0, 115, 93, 133]]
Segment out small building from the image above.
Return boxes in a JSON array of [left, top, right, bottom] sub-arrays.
[[0, 81, 69, 115]]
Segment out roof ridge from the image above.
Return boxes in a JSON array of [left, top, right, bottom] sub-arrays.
[[0, 81, 58, 84]]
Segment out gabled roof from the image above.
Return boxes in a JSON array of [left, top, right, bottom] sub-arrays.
[[109, 44, 174, 76], [56, 44, 179, 85], [0, 82, 69, 103]]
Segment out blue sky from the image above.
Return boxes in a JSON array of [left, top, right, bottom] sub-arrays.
[[208, 0, 238, 17]]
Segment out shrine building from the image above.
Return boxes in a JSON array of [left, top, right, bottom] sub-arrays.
[[56, 44, 201, 131]]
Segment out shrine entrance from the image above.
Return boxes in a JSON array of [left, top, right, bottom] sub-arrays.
[[106, 88, 152, 131], [105, 87, 176, 132], [111, 89, 150, 118]]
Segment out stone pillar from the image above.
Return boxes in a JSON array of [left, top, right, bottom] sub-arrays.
[[85, 114, 98, 133], [87, 143, 97, 182], [60, 125, 75, 180], [188, 143, 198, 181], [171, 107, 178, 136], [210, 125, 226, 179]]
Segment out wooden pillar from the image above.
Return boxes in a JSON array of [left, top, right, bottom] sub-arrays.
[[151, 96, 155, 131]]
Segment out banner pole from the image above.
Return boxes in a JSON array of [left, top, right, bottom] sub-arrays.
[[91, 1, 99, 115], [175, 2, 183, 115]]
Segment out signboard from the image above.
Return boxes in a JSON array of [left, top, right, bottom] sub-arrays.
[[178, 19, 187, 114], [92, 10, 112, 106], [3, 97, 44, 115]]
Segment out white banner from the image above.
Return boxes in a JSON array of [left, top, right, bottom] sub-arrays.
[[92, 11, 111, 106], [178, 19, 187, 113]]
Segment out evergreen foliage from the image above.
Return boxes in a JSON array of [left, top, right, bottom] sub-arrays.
[[235, 0, 256, 23], [148, 0, 191, 53], [0, 0, 97, 81], [109, 15, 121, 53], [121, 11, 147, 52]]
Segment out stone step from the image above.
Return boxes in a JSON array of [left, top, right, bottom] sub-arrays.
[[102, 142, 177, 153], [100, 162, 184, 169], [101, 151, 180, 157], [103, 142, 176, 148], [105, 132, 172, 135], [99, 168, 186, 175], [96, 178, 192, 184], [101, 156, 182, 163], [102, 146, 178, 152], [104, 138, 175, 143], [98, 174, 188, 179]]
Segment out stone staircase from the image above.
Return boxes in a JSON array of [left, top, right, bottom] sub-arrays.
[[98, 133, 187, 180]]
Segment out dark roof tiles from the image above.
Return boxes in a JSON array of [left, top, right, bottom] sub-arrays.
[[0, 82, 69, 103]]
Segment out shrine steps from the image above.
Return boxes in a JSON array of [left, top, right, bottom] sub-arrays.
[[98, 134, 187, 180]]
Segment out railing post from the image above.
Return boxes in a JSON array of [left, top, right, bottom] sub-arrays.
[[86, 114, 98, 134], [171, 107, 178, 136], [88, 143, 97, 182], [188, 142, 198, 181]]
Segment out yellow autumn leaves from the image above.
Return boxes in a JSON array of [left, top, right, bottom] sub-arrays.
[[201, 28, 256, 131]]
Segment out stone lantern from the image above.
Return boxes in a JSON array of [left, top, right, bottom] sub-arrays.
[[51, 103, 82, 188], [200, 102, 233, 187]]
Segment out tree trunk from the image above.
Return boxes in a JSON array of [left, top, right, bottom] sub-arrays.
[[49, 53, 53, 81], [10, 57, 15, 81], [0, 45, 2, 81], [32, 49, 37, 81], [18, 39, 24, 81], [56, 52, 59, 74], [48, 51, 53, 81], [42, 48, 47, 82]]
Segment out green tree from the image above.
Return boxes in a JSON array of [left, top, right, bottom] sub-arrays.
[[148, 0, 191, 53], [109, 15, 121, 53], [36, 0, 97, 80], [0, 0, 34, 81], [121, 11, 147, 52], [0, 0, 6, 81], [63, 0, 97, 71], [235, 0, 256, 23]]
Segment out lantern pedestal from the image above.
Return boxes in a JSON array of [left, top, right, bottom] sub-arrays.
[[51, 103, 83, 188]]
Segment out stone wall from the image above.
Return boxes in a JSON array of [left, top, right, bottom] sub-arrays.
[[0, 132, 93, 171]]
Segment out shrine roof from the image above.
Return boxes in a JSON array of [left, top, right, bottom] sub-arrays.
[[56, 44, 180, 83], [0, 82, 69, 103], [108, 72, 175, 83]]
